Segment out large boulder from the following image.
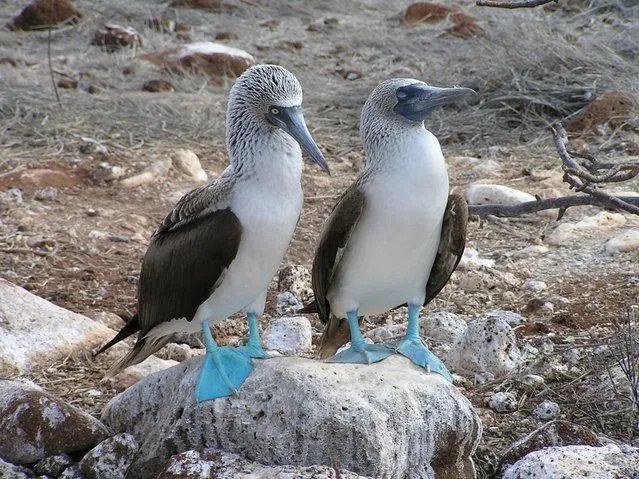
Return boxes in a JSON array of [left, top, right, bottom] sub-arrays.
[[0, 379, 109, 464], [102, 355, 482, 479], [0, 279, 115, 375]]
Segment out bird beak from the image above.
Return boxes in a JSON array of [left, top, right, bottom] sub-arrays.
[[394, 84, 476, 122], [273, 106, 330, 175]]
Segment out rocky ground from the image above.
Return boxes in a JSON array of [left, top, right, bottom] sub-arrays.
[[1, 0, 639, 478]]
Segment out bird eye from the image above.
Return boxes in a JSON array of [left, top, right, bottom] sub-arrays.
[[270, 107, 280, 115]]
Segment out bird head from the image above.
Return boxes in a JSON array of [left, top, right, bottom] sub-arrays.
[[228, 64, 330, 174]]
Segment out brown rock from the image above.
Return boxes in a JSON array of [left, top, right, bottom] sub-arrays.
[[567, 91, 638, 134], [442, 21, 484, 38], [260, 19, 280, 30], [0, 57, 25, 67], [215, 31, 236, 40], [91, 24, 143, 53], [8, 0, 82, 31], [405, 2, 456, 24], [283, 40, 304, 50], [57, 78, 78, 89], [169, 0, 237, 11], [139, 42, 254, 80], [0, 379, 109, 464], [0, 168, 80, 193], [142, 79, 175, 92], [498, 420, 601, 471]]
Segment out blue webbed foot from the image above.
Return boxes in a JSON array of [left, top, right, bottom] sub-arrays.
[[387, 336, 453, 382], [326, 342, 393, 365], [237, 344, 272, 359], [195, 346, 253, 402]]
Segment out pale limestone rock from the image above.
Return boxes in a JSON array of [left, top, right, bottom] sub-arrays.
[[172, 149, 207, 182], [80, 433, 138, 479], [0, 458, 34, 479], [449, 312, 522, 377], [278, 265, 313, 303], [605, 229, 639, 254], [421, 311, 468, 344], [101, 356, 481, 479], [522, 280, 547, 293], [458, 247, 495, 270], [159, 449, 370, 478], [487, 392, 517, 413], [119, 158, 172, 188], [466, 184, 535, 206], [546, 212, 627, 246], [502, 444, 639, 479], [532, 400, 560, 420], [110, 356, 180, 389], [0, 379, 109, 464], [262, 316, 312, 355], [0, 279, 115, 375]]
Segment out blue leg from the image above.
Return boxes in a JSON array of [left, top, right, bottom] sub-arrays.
[[326, 310, 393, 364], [386, 304, 453, 382], [195, 319, 253, 402], [237, 312, 271, 359]]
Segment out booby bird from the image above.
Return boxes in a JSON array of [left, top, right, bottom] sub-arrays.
[[300, 79, 472, 381], [96, 64, 330, 401]]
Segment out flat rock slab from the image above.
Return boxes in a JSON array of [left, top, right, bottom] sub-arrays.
[[0, 279, 115, 375], [102, 355, 482, 479]]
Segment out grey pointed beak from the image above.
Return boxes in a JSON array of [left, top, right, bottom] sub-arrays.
[[269, 105, 330, 175], [394, 83, 476, 122]]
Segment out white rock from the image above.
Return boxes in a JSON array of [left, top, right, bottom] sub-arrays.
[[533, 400, 560, 420], [101, 356, 482, 479], [119, 158, 172, 188], [520, 374, 545, 390], [0, 279, 115, 375], [488, 391, 517, 413], [80, 433, 139, 479], [466, 184, 536, 206], [0, 458, 33, 479], [522, 280, 547, 293], [87, 311, 126, 330], [262, 316, 312, 355], [110, 356, 180, 389], [448, 312, 523, 377], [275, 291, 303, 315], [172, 149, 207, 182], [159, 449, 370, 479], [458, 247, 495, 270], [546, 212, 627, 246], [365, 323, 405, 342], [421, 311, 468, 344], [513, 244, 549, 259], [502, 444, 639, 479], [605, 229, 639, 254], [485, 309, 527, 327]]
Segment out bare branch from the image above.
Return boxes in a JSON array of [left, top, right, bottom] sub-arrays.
[[476, 0, 556, 9], [468, 194, 639, 217]]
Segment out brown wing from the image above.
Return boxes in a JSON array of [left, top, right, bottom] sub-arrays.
[[302, 185, 364, 359], [101, 174, 241, 375], [424, 193, 468, 305], [310, 185, 365, 324]]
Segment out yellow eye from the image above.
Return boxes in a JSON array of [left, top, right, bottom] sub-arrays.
[[270, 107, 280, 115]]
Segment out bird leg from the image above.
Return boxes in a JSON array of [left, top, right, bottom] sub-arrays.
[[326, 310, 393, 364], [195, 319, 253, 402], [386, 304, 453, 382], [237, 312, 272, 359]]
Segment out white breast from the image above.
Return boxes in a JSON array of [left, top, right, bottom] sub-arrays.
[[328, 129, 449, 318]]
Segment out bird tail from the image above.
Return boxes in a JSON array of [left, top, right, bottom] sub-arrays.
[[298, 300, 318, 314], [105, 334, 173, 377], [316, 316, 353, 359], [94, 314, 141, 357]]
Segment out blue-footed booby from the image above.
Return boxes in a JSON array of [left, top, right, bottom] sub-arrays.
[[96, 64, 330, 401], [300, 79, 472, 381]]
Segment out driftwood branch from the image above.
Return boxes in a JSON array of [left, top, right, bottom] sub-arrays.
[[476, 0, 557, 9], [469, 124, 639, 218]]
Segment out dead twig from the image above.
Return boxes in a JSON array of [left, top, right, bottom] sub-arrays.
[[476, 0, 557, 9], [48, 0, 62, 108]]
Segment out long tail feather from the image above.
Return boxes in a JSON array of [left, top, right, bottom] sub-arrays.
[[105, 335, 172, 377], [316, 316, 353, 359], [94, 314, 141, 357]]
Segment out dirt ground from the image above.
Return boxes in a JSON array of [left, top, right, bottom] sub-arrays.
[[1, 0, 639, 477]]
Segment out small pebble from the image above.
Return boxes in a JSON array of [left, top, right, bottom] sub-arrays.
[[522, 280, 547, 293], [488, 391, 518, 413], [533, 400, 560, 420], [34, 186, 58, 201]]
